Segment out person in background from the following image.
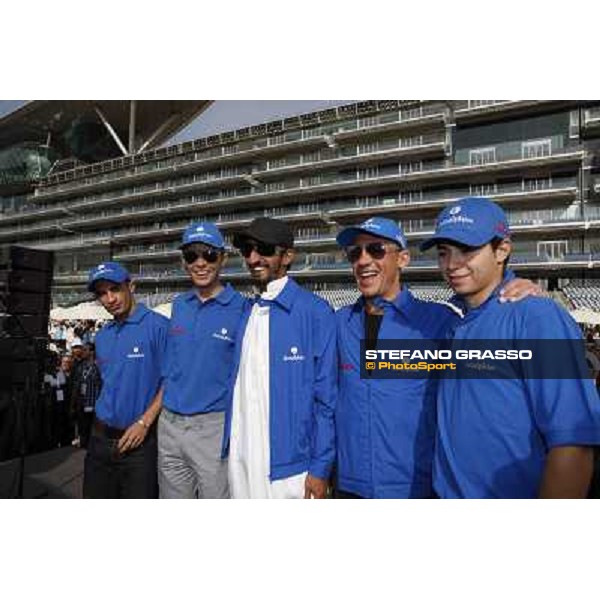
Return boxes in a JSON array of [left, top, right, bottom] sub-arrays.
[[73, 343, 102, 449], [52, 354, 75, 448]]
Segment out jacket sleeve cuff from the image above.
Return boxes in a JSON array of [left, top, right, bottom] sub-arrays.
[[308, 457, 333, 480]]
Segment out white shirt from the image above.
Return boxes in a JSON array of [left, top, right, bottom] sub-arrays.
[[228, 276, 307, 499]]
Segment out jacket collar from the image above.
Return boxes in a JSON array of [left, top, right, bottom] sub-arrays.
[[253, 277, 299, 312], [106, 302, 149, 328], [183, 283, 237, 306], [348, 285, 416, 321]]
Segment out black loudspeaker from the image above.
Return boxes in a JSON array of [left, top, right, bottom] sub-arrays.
[[0, 245, 54, 340], [0, 245, 54, 272], [0, 245, 54, 389], [0, 246, 54, 478]]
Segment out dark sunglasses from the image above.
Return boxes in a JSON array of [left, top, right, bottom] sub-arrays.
[[344, 241, 393, 263], [182, 247, 222, 264], [238, 241, 280, 258]]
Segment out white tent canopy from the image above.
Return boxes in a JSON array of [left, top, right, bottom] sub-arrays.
[[152, 303, 172, 318], [51, 301, 173, 321], [570, 308, 600, 326], [51, 301, 112, 321]]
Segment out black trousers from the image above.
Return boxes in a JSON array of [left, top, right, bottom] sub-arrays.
[[77, 411, 95, 449], [83, 428, 158, 499], [334, 489, 364, 499], [53, 402, 74, 448]]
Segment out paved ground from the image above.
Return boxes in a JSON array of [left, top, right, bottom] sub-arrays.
[[0, 446, 85, 498]]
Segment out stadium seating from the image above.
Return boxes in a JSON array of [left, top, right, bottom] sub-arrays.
[[563, 282, 600, 311], [312, 283, 453, 310]]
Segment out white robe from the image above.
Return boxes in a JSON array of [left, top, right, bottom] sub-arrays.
[[228, 276, 306, 499]]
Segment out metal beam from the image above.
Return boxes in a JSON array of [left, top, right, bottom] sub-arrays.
[[137, 114, 181, 154], [94, 105, 128, 156], [129, 100, 137, 154]]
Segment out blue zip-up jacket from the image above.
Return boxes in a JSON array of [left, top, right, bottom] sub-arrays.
[[222, 278, 337, 482], [336, 287, 460, 498]]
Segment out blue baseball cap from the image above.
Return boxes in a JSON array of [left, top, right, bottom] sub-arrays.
[[420, 197, 510, 251], [180, 221, 225, 249], [336, 217, 407, 248], [87, 261, 131, 292]]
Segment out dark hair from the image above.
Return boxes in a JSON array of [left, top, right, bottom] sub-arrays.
[[490, 238, 510, 273]]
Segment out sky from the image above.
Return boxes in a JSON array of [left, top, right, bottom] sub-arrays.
[[0, 100, 352, 145]]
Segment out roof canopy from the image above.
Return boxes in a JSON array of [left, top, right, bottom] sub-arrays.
[[0, 100, 212, 155]]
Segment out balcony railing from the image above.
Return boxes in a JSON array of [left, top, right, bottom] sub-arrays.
[[35, 104, 447, 200]]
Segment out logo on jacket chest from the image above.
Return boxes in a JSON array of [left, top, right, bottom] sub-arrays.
[[126, 345, 145, 359], [212, 327, 233, 342], [283, 346, 305, 362]]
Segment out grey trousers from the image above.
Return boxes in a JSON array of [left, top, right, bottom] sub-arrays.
[[158, 408, 230, 499]]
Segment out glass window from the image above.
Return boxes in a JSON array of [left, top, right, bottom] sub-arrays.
[[470, 182, 498, 195], [358, 116, 378, 129], [522, 138, 552, 159], [469, 147, 496, 165], [358, 142, 377, 155], [522, 176, 552, 191], [401, 107, 423, 120], [467, 100, 502, 109], [268, 157, 287, 170], [379, 111, 400, 124]]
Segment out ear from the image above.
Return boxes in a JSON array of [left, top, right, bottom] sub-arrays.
[[494, 239, 511, 264], [128, 281, 136, 294], [220, 252, 228, 268], [396, 249, 410, 269], [281, 248, 296, 267]]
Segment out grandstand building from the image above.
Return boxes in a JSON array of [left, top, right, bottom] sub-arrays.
[[2, 99, 600, 311]]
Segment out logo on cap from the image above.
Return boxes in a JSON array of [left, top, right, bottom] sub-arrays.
[[364, 218, 381, 230], [196, 225, 204, 232], [449, 206, 462, 215], [495, 222, 509, 235]]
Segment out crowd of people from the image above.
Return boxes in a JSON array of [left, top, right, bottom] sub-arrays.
[[41, 339, 102, 451], [582, 325, 600, 388], [0, 332, 103, 463], [33, 196, 600, 499], [49, 320, 103, 352]]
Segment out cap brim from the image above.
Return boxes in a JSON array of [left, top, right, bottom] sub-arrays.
[[232, 231, 292, 248], [87, 275, 128, 292], [420, 230, 498, 251], [336, 226, 405, 248], [336, 227, 363, 247], [179, 240, 224, 250]]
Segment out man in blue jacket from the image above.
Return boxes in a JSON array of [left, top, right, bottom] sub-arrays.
[[421, 197, 600, 498], [159, 222, 246, 499], [224, 217, 336, 499], [84, 261, 169, 498], [335, 217, 460, 498]]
